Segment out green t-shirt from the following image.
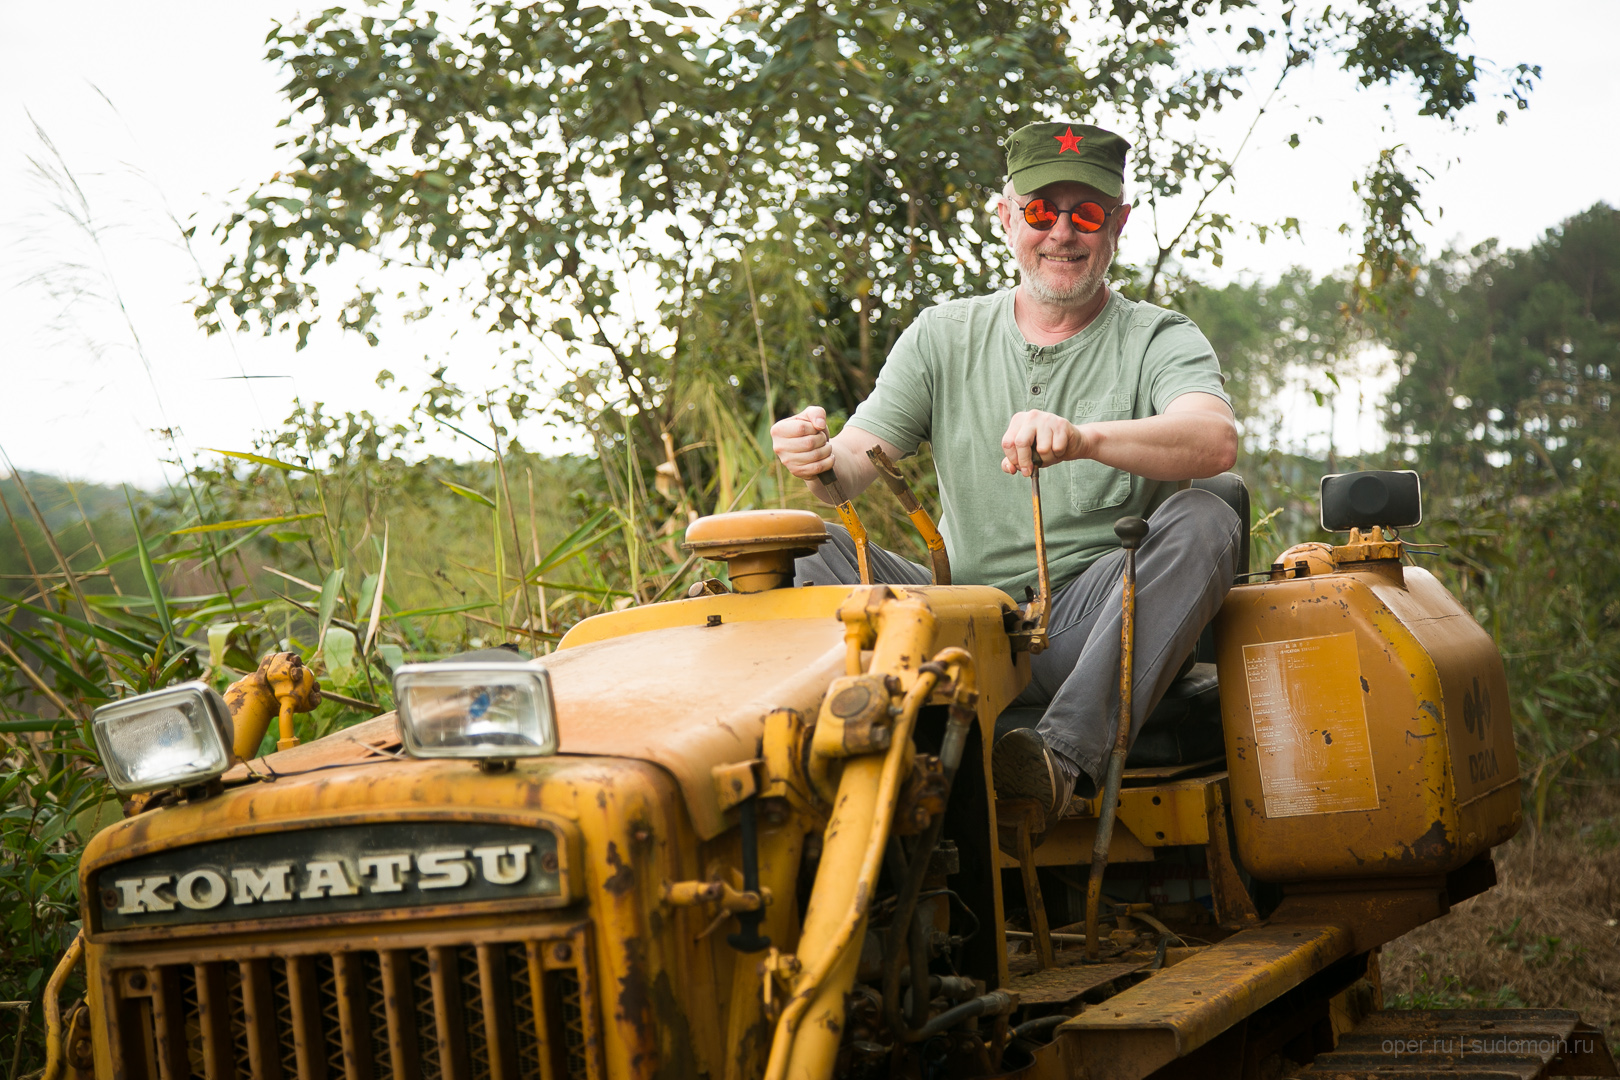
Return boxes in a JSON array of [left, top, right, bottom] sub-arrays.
[[849, 289, 1229, 596]]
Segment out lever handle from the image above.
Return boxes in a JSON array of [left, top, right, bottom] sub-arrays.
[[1114, 516, 1149, 550], [818, 462, 847, 504]]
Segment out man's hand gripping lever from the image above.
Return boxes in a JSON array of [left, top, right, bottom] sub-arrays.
[[1007, 451, 1053, 654]]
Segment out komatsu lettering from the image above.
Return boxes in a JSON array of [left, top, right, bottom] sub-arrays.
[[231, 865, 292, 904], [417, 848, 472, 890], [300, 860, 358, 899], [359, 853, 411, 892], [473, 843, 532, 885], [115, 876, 175, 914], [175, 869, 228, 910], [110, 843, 536, 918]]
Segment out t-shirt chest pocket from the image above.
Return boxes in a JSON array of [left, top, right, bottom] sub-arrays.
[[1066, 392, 1133, 513]]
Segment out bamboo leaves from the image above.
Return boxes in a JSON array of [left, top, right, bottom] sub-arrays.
[[125, 487, 172, 641], [438, 478, 496, 509], [316, 567, 346, 645], [171, 512, 322, 534]]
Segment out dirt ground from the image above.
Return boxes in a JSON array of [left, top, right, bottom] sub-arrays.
[[1380, 789, 1620, 1043]]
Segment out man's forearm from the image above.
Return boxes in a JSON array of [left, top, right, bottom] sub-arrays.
[[801, 423, 917, 506], [1081, 411, 1239, 481], [805, 436, 881, 505]]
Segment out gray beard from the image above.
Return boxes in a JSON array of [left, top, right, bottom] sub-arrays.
[[1016, 242, 1114, 305]]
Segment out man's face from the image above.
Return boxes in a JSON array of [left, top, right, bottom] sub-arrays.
[[998, 180, 1129, 306]]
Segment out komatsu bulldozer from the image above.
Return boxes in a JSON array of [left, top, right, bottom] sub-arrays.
[[46, 467, 1617, 1080]]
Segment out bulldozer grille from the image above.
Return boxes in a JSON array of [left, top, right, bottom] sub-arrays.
[[106, 931, 601, 1080]]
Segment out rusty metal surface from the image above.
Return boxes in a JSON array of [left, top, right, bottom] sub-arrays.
[[1084, 526, 1141, 960], [99, 924, 603, 1080], [1216, 561, 1521, 884], [220, 713, 400, 782], [1202, 781, 1261, 929], [84, 747, 699, 1080], [1001, 800, 1056, 969], [224, 651, 322, 757], [552, 583, 1026, 840], [865, 446, 951, 586], [1300, 1008, 1619, 1079], [765, 604, 951, 1080], [1270, 882, 1449, 954], [1057, 923, 1354, 1080], [1004, 958, 1143, 1005]]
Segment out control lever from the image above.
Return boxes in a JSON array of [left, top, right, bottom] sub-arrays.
[[726, 796, 772, 953], [1008, 452, 1052, 653], [1084, 515, 1149, 960], [818, 463, 872, 584], [864, 446, 950, 585]]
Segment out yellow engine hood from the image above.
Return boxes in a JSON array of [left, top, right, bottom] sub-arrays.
[[547, 589, 851, 837]]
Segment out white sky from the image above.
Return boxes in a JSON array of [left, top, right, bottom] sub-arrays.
[[1, 0, 1616, 487]]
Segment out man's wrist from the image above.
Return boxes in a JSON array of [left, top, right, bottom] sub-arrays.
[[1067, 420, 1092, 462]]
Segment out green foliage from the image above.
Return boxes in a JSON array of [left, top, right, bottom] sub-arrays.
[[0, 398, 633, 1068], [201, 0, 1520, 507], [1387, 968, 1527, 1010], [1488, 916, 1588, 970], [1177, 268, 1368, 443], [1382, 203, 1620, 488]]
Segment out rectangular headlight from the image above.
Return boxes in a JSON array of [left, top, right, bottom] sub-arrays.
[[91, 682, 235, 795], [393, 663, 558, 759]]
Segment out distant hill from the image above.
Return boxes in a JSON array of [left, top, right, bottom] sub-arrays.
[[0, 471, 159, 584]]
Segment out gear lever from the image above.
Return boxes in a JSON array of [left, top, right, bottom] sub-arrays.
[[1085, 515, 1149, 960]]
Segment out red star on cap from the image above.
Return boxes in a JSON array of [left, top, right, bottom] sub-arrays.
[[1053, 126, 1084, 154]]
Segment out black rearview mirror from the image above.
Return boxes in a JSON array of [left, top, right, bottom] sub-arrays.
[[1320, 470, 1422, 532]]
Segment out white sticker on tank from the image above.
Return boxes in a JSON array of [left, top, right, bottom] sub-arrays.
[[1243, 632, 1380, 818]]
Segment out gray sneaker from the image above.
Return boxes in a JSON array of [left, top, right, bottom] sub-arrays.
[[992, 728, 1077, 816]]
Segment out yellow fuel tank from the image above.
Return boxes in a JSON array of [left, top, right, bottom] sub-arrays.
[[1214, 540, 1521, 882]]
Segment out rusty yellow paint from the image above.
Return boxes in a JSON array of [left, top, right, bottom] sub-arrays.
[[69, 511, 1544, 1080], [81, 753, 722, 1080], [1057, 923, 1355, 1080], [546, 615, 846, 839], [1070, 775, 1220, 848], [224, 652, 321, 758], [763, 594, 1017, 1080], [1216, 559, 1521, 882], [712, 760, 760, 813], [766, 596, 941, 1080], [81, 569, 1034, 1080], [722, 815, 805, 1080]]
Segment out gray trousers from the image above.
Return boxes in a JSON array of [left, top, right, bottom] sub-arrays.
[[794, 488, 1242, 794]]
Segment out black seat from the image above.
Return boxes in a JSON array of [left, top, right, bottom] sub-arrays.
[[995, 474, 1249, 770]]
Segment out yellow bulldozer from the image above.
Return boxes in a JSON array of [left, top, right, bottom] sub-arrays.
[[43, 467, 1617, 1080]]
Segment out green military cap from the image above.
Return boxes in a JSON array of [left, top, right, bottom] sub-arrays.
[[1005, 122, 1131, 198]]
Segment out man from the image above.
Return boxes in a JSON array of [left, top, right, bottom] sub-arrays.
[[770, 121, 1242, 815]]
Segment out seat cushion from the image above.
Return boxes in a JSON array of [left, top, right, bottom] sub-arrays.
[[1189, 473, 1250, 577], [994, 663, 1224, 770]]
